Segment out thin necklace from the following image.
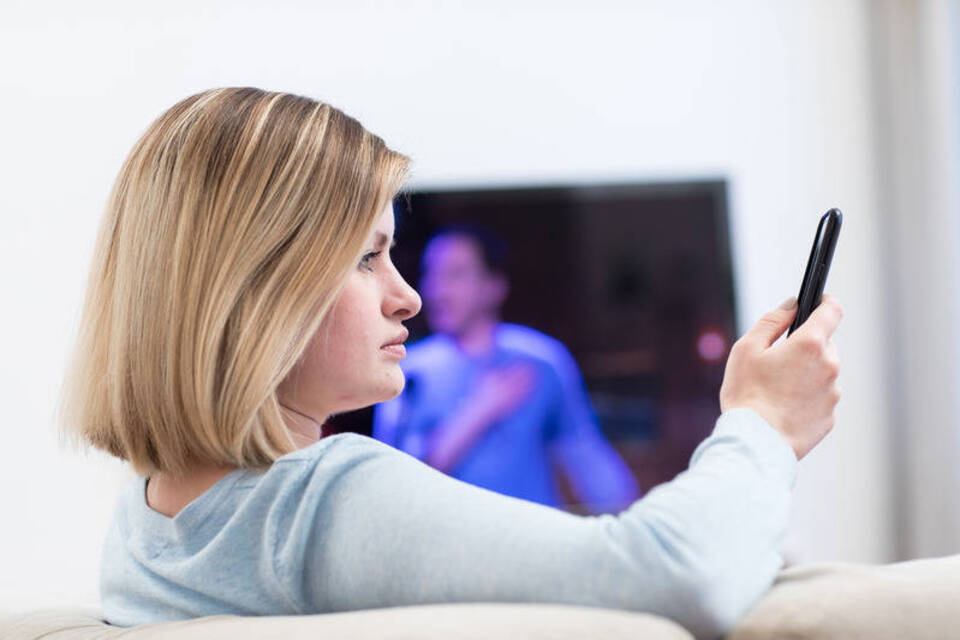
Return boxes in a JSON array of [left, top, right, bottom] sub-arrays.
[[279, 404, 322, 437]]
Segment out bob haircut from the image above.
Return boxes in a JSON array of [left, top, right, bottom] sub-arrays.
[[59, 87, 410, 478]]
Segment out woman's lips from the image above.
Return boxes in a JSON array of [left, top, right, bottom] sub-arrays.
[[381, 344, 406, 358]]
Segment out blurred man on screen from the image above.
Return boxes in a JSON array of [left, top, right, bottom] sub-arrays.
[[373, 224, 639, 513]]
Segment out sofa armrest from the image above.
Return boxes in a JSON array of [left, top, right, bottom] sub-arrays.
[[727, 554, 960, 639]]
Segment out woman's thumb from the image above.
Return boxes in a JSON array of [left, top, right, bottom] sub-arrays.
[[747, 297, 798, 348]]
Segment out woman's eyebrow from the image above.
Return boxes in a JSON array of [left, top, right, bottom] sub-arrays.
[[373, 232, 397, 250]]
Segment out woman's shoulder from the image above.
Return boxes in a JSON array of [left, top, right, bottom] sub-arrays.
[[274, 431, 397, 465], [265, 432, 413, 494], [243, 433, 439, 545]]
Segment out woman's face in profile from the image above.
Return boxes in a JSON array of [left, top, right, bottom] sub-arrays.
[[277, 204, 421, 422]]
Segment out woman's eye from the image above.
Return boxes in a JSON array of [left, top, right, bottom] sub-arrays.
[[360, 251, 381, 271]]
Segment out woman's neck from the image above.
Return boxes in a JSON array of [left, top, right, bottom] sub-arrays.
[[146, 405, 326, 517], [145, 464, 235, 518], [279, 403, 325, 448]]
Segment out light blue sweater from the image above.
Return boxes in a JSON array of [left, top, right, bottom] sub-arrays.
[[101, 408, 797, 639]]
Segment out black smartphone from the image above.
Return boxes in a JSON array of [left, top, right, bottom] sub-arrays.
[[788, 208, 842, 336]]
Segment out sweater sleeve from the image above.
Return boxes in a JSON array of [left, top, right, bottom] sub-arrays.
[[273, 408, 797, 640]]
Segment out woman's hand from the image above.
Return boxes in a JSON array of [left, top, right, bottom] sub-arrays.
[[719, 295, 843, 459]]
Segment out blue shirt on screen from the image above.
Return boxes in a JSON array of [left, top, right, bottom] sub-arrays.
[[372, 323, 640, 512]]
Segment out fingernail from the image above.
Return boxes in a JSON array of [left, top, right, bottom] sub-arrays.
[[780, 296, 798, 310]]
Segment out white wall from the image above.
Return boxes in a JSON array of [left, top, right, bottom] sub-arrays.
[[0, 0, 899, 613], [870, 0, 960, 559]]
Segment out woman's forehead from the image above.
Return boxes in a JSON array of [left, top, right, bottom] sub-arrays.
[[367, 205, 396, 248], [375, 204, 395, 235]]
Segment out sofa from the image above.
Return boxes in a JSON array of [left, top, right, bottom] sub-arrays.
[[4, 554, 958, 639]]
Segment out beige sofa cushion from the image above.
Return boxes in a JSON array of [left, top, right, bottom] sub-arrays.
[[728, 554, 960, 639], [9, 554, 960, 639], [1, 603, 694, 640]]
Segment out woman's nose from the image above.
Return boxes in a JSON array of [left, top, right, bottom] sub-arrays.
[[386, 273, 422, 321]]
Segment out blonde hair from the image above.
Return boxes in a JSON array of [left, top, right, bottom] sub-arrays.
[[59, 87, 409, 478]]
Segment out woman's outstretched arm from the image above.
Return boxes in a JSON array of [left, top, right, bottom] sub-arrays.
[[269, 408, 794, 640]]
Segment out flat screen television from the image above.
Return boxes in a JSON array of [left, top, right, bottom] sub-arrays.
[[328, 180, 736, 511]]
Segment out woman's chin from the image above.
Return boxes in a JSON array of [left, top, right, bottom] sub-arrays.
[[385, 374, 407, 400], [333, 367, 407, 412], [372, 369, 407, 404]]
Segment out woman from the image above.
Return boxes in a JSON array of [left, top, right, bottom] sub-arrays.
[[59, 87, 843, 639]]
